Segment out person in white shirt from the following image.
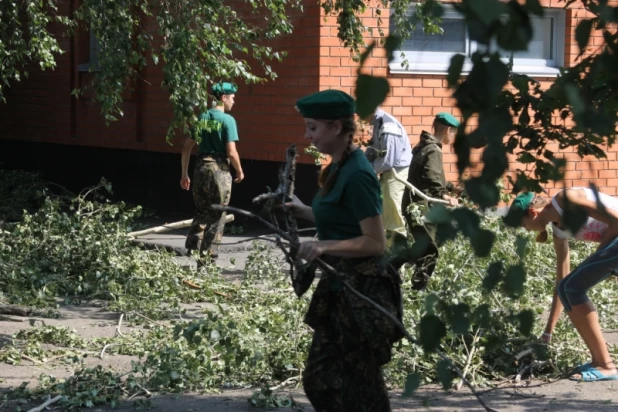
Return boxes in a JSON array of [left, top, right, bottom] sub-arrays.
[[364, 107, 412, 246]]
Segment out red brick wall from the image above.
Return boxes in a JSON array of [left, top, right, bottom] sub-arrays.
[[0, 0, 615, 197], [0, 0, 74, 146], [231, 1, 321, 164], [0, 0, 321, 163]]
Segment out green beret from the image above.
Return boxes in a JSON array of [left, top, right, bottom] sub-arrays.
[[503, 192, 535, 228], [212, 82, 237, 96], [435, 112, 460, 128], [295, 89, 355, 120]]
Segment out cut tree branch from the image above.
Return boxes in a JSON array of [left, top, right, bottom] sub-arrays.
[[26, 395, 63, 412], [391, 168, 450, 205], [0, 304, 30, 316]]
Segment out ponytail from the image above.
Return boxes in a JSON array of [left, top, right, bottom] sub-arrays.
[[318, 117, 356, 196]]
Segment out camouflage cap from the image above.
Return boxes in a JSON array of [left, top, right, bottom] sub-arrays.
[[212, 82, 237, 97], [295, 89, 356, 119], [434, 112, 460, 128]]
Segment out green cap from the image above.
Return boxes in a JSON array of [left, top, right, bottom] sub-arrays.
[[212, 82, 237, 97], [503, 192, 535, 228], [435, 112, 460, 128], [295, 89, 356, 120]]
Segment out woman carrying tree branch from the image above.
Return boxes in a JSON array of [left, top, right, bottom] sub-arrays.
[[285, 89, 404, 411], [506, 187, 618, 382]]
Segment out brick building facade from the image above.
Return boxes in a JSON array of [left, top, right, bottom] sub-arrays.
[[0, 0, 613, 215]]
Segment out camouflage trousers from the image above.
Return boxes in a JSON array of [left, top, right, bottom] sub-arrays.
[[185, 156, 232, 259], [303, 257, 403, 412], [390, 202, 439, 290]]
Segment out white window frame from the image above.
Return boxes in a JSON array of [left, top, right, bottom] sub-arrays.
[[389, 5, 565, 77]]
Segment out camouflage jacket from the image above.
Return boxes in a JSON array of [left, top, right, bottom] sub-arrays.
[[407, 131, 452, 202]]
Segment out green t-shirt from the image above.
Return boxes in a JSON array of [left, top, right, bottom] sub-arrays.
[[312, 149, 382, 240], [193, 108, 239, 157]]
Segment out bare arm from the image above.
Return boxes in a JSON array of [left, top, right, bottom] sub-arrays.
[[297, 215, 386, 261], [294, 205, 315, 223], [283, 195, 315, 222], [226, 141, 244, 183], [544, 235, 570, 338], [180, 138, 196, 190]]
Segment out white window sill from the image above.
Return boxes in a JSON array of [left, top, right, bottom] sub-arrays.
[[388, 61, 560, 78]]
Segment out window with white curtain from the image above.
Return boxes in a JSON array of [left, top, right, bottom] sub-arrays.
[[389, 5, 565, 77]]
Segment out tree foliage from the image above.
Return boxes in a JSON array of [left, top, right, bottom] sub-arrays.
[[75, 0, 303, 139], [3, 0, 618, 406], [1, 0, 302, 139], [3, 173, 618, 411], [0, 0, 70, 103]]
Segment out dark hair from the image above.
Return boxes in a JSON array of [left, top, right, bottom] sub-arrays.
[[318, 117, 357, 195], [527, 196, 551, 243]]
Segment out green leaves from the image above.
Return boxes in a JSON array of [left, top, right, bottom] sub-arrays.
[[447, 303, 471, 334], [483, 261, 504, 292], [358, 42, 377, 66], [483, 262, 526, 298], [402, 372, 421, 397], [515, 235, 529, 259], [384, 36, 402, 64], [469, 0, 507, 26], [575, 19, 595, 53], [525, 0, 544, 17], [425, 204, 451, 224], [419, 314, 447, 352], [565, 84, 585, 117], [447, 54, 466, 88], [516, 309, 535, 336], [470, 229, 496, 257], [355, 74, 390, 119], [355, 34, 399, 119], [496, 1, 533, 52], [0, 0, 65, 103], [505, 264, 526, 297], [464, 177, 501, 209], [437, 360, 454, 390]]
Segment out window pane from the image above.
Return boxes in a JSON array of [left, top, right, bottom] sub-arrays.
[[400, 18, 467, 53], [495, 17, 554, 60]]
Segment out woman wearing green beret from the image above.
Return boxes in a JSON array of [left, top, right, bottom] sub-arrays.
[[285, 89, 403, 411], [506, 187, 618, 381]]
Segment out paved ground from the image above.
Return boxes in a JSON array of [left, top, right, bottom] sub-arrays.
[[2, 225, 618, 412]]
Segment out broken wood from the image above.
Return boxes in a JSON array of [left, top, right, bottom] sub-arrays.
[[0, 304, 29, 316], [391, 168, 450, 205], [182, 279, 201, 290], [27, 395, 63, 412], [0, 315, 25, 322], [127, 214, 234, 239]]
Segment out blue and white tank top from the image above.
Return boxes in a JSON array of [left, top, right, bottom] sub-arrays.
[[551, 187, 618, 242]]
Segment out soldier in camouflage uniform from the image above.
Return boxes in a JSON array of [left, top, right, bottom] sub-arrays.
[[392, 112, 460, 290], [180, 82, 244, 266], [286, 90, 403, 412]]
